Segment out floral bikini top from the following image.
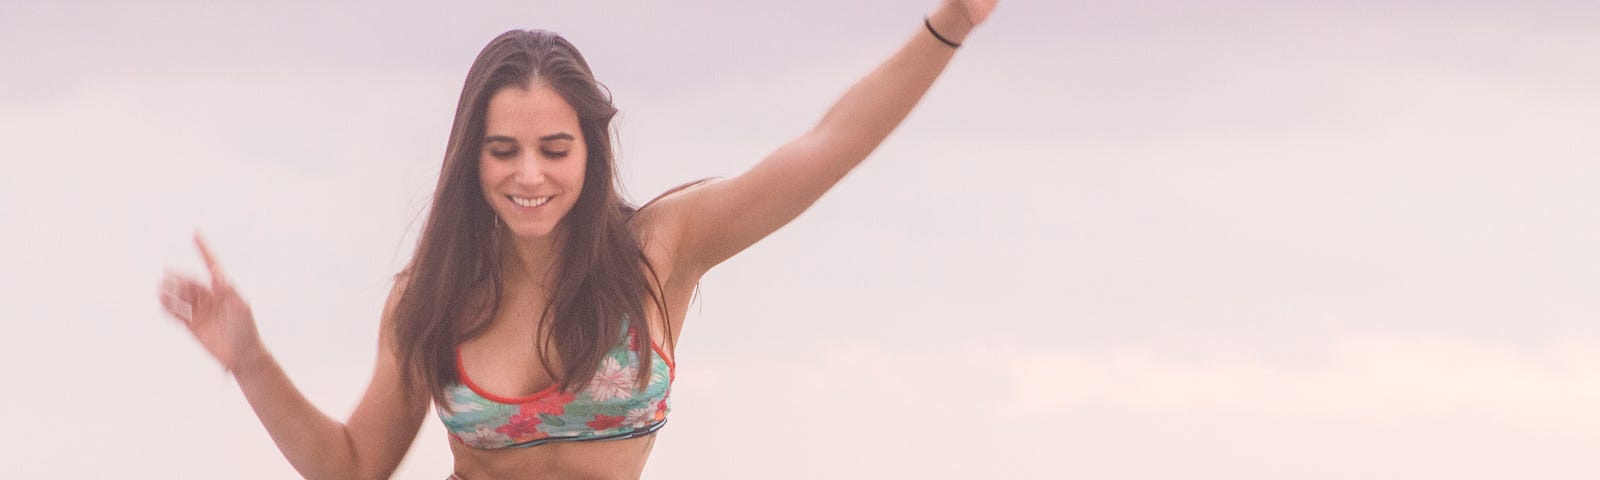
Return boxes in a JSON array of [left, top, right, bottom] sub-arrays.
[[436, 321, 675, 449]]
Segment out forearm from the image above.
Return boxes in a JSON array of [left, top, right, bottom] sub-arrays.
[[232, 352, 363, 480], [812, 4, 975, 164]]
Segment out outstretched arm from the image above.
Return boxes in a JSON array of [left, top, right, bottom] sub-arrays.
[[644, 0, 998, 276], [158, 236, 428, 480]]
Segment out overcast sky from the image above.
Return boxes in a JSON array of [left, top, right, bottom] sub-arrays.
[[3, 0, 1599, 478]]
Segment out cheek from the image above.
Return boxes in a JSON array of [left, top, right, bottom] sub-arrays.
[[477, 159, 494, 190], [478, 158, 508, 199], [566, 150, 589, 185]]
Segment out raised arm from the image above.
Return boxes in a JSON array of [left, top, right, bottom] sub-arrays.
[[643, 0, 998, 276], [158, 236, 429, 480]]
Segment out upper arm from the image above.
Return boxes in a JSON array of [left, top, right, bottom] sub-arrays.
[[342, 276, 431, 480], [650, 131, 855, 274]]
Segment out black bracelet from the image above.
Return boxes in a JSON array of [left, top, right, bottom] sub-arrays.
[[924, 16, 961, 48]]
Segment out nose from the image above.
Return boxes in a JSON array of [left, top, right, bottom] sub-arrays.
[[512, 153, 546, 187]]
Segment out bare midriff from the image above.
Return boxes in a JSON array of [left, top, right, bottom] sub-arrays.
[[448, 432, 658, 479]]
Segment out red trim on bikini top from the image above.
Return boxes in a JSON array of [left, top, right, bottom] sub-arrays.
[[454, 336, 676, 405]]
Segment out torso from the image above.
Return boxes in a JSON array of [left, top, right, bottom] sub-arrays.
[[447, 215, 699, 479]]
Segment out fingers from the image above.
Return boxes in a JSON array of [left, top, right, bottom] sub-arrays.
[[158, 287, 194, 326], [158, 279, 196, 329], [193, 232, 230, 289], [158, 271, 208, 330]]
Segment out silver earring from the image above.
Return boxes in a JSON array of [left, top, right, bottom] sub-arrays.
[[490, 216, 501, 248]]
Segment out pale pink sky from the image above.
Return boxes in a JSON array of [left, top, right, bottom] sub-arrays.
[[2, 1, 1599, 478]]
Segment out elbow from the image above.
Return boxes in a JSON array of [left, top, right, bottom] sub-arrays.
[[342, 431, 396, 480]]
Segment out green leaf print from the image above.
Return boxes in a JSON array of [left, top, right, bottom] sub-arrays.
[[540, 413, 565, 426]]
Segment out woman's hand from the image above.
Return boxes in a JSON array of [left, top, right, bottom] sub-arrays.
[[158, 234, 270, 375]]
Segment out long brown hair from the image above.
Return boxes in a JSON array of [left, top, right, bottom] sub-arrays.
[[393, 29, 677, 407]]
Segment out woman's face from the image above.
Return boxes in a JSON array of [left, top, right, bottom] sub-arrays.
[[478, 83, 588, 241]]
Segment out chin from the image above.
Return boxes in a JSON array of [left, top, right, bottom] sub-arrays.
[[507, 223, 557, 239]]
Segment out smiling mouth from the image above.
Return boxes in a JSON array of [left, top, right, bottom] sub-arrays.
[[508, 195, 552, 208]]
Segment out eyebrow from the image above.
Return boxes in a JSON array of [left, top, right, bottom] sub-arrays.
[[483, 133, 575, 144]]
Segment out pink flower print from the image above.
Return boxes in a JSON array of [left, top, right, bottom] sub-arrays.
[[624, 406, 655, 427], [495, 390, 576, 440], [524, 390, 578, 416], [587, 357, 637, 401], [495, 411, 544, 440], [456, 425, 511, 448], [586, 414, 626, 430]]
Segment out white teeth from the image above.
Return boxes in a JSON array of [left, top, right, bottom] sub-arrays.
[[510, 195, 551, 207]]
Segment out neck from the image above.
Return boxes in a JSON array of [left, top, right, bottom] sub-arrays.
[[497, 225, 566, 288]]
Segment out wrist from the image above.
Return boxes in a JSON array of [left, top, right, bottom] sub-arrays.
[[228, 342, 274, 379], [927, 4, 975, 45]]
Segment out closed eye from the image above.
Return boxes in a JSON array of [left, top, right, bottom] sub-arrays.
[[488, 149, 568, 159]]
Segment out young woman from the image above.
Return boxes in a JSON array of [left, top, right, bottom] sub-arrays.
[[157, 1, 996, 478]]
